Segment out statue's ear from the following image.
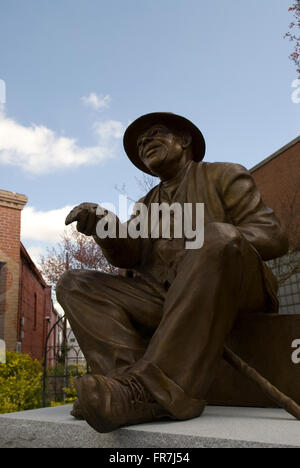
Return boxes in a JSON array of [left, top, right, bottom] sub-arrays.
[[181, 133, 192, 149]]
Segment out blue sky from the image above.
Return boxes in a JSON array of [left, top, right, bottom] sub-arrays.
[[0, 0, 299, 260]]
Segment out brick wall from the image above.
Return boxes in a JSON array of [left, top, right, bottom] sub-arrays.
[[251, 137, 300, 247], [0, 262, 7, 340], [19, 252, 54, 360], [0, 190, 27, 351], [0, 189, 57, 358], [251, 137, 300, 314]]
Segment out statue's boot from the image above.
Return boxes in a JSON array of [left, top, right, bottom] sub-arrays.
[[70, 399, 84, 420], [74, 374, 173, 433]]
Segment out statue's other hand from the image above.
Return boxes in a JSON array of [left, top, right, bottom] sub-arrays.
[[65, 202, 99, 236]]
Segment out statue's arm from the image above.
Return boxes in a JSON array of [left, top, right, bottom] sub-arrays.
[[219, 163, 289, 260], [65, 202, 142, 269], [94, 196, 148, 268], [93, 219, 142, 269]]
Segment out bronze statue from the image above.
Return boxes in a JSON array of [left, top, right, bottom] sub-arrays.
[[56, 112, 290, 433]]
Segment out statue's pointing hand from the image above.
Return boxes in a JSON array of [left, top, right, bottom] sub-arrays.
[[65, 202, 102, 236]]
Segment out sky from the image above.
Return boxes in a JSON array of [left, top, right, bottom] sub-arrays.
[[0, 0, 299, 264]]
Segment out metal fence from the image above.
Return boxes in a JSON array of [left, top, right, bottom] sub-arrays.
[[42, 315, 89, 407], [268, 252, 300, 315], [278, 270, 300, 314]]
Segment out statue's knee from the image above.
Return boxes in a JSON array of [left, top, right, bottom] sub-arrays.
[[56, 270, 80, 302], [222, 235, 243, 260], [204, 222, 243, 256], [57, 270, 71, 290]]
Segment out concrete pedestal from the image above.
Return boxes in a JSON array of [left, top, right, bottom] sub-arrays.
[[0, 404, 299, 448]]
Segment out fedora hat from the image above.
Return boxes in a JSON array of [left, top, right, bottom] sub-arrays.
[[123, 112, 206, 175]]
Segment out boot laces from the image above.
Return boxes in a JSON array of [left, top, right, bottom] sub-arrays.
[[116, 375, 154, 407]]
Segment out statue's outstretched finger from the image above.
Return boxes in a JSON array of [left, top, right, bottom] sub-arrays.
[[65, 208, 79, 225]]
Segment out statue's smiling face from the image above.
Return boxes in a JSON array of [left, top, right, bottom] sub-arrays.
[[137, 124, 186, 176]]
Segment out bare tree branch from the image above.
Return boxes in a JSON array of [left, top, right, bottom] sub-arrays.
[[38, 226, 118, 290], [135, 174, 158, 195]]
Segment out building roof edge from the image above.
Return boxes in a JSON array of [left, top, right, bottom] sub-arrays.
[[250, 136, 300, 173]]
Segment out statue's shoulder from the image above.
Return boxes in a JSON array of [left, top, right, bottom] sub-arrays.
[[139, 183, 160, 206], [197, 161, 250, 182]]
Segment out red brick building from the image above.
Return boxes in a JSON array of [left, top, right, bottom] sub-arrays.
[[0, 189, 57, 360], [251, 136, 300, 314], [251, 136, 300, 241]]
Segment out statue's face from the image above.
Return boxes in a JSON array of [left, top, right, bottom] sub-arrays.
[[137, 124, 186, 176]]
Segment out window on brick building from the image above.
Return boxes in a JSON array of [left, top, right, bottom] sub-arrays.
[[0, 262, 6, 340], [33, 293, 37, 331]]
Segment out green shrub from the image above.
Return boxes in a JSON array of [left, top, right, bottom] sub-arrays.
[[0, 352, 43, 414], [45, 363, 87, 405], [47, 363, 85, 377], [62, 365, 86, 403]]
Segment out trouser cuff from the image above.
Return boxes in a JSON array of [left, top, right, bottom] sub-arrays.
[[131, 358, 206, 420]]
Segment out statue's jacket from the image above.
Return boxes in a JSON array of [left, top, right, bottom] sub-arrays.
[[129, 160, 287, 313]]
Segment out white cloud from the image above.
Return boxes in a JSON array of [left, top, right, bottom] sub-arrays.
[[0, 112, 124, 175], [26, 245, 46, 265], [53, 301, 64, 316], [21, 205, 73, 243], [81, 93, 111, 111], [94, 120, 126, 140]]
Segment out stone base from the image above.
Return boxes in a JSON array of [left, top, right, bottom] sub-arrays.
[[0, 404, 299, 448]]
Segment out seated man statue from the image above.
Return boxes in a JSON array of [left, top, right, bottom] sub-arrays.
[[56, 112, 288, 433]]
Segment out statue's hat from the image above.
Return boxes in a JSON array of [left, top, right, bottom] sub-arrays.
[[123, 112, 206, 175]]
